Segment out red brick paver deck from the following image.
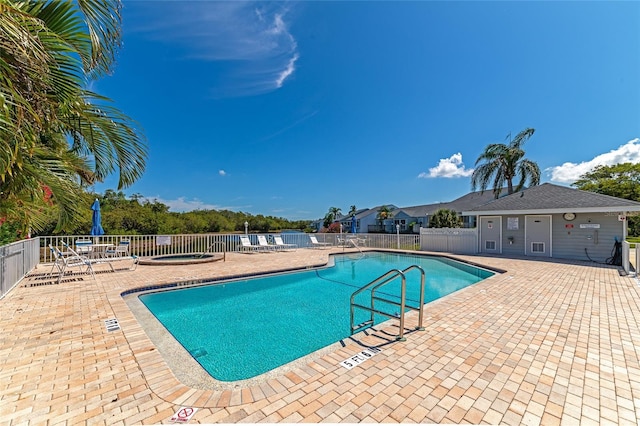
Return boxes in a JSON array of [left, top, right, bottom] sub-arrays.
[[2, 248, 640, 424]]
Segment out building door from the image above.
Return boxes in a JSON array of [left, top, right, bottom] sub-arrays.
[[479, 216, 501, 254], [525, 215, 552, 257]]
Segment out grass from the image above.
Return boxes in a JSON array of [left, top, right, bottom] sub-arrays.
[[627, 237, 639, 249]]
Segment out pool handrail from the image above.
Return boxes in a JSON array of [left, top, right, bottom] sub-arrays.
[[349, 264, 425, 341]]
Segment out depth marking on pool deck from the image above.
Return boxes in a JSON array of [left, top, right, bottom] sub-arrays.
[[169, 406, 197, 423], [104, 318, 120, 332], [339, 347, 382, 370]]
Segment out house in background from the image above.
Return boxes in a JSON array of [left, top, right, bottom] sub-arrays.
[[463, 183, 640, 263], [336, 208, 369, 233], [360, 205, 398, 233], [391, 189, 501, 232]]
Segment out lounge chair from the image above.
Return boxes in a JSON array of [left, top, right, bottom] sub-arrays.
[[48, 244, 97, 284], [257, 235, 278, 252], [309, 235, 331, 249], [239, 235, 263, 253], [273, 235, 297, 251], [65, 241, 138, 272]]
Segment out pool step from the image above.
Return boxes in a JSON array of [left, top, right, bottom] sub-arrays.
[[352, 320, 374, 333]]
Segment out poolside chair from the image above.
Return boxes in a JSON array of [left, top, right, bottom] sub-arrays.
[[239, 235, 263, 253], [64, 241, 116, 272], [273, 235, 297, 251], [75, 239, 93, 257], [257, 235, 278, 252], [48, 244, 96, 284], [48, 244, 65, 278], [105, 239, 130, 258], [309, 235, 331, 249]]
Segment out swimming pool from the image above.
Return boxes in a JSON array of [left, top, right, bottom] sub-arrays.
[[138, 252, 494, 382]]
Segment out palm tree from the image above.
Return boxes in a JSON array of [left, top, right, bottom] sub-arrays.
[[322, 206, 342, 229], [376, 205, 392, 232], [471, 128, 540, 198], [329, 206, 342, 220], [0, 0, 147, 233], [348, 205, 357, 216]]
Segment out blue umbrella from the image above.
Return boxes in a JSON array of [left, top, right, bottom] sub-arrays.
[[350, 215, 357, 233], [90, 199, 104, 236]]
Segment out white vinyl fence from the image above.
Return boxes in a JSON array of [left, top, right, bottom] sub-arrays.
[[39, 232, 421, 263], [0, 232, 421, 299], [420, 228, 478, 254]]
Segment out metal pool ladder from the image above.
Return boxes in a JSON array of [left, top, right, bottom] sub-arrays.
[[349, 265, 426, 341]]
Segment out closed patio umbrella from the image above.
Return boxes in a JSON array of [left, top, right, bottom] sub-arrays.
[[350, 215, 357, 233], [90, 199, 104, 237]]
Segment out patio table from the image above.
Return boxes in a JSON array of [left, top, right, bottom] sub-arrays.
[[86, 243, 114, 259]]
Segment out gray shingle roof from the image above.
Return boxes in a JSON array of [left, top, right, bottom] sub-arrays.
[[394, 189, 502, 217], [464, 183, 640, 214]]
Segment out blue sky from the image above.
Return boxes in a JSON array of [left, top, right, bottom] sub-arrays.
[[93, 1, 640, 220]]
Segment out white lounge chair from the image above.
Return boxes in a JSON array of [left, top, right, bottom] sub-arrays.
[[239, 235, 263, 253], [71, 241, 138, 270], [273, 235, 297, 251], [257, 235, 278, 252], [309, 235, 331, 249], [48, 244, 97, 284]]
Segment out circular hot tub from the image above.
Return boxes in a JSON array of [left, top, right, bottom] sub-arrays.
[[138, 253, 224, 266]]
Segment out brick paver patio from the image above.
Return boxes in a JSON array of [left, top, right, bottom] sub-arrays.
[[2, 248, 640, 424]]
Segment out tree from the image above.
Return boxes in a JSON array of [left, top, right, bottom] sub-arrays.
[[572, 163, 640, 201], [471, 128, 540, 198], [348, 205, 357, 216], [323, 206, 341, 229], [0, 0, 147, 236], [572, 162, 640, 236], [329, 206, 342, 220], [377, 205, 391, 221], [376, 205, 392, 231], [429, 209, 462, 228]]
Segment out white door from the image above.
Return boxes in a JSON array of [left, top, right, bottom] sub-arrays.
[[525, 215, 552, 257], [480, 216, 501, 254]]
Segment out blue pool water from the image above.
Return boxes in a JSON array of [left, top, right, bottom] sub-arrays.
[[139, 252, 494, 381]]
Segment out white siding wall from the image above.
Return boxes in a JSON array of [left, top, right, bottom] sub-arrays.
[[359, 213, 379, 233], [501, 215, 526, 257], [473, 213, 624, 262], [552, 213, 623, 262]]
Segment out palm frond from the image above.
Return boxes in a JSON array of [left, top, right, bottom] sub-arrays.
[[63, 91, 147, 188], [76, 0, 122, 76], [508, 128, 535, 149]]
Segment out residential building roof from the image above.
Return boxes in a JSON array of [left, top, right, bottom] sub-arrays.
[[463, 183, 640, 215], [394, 189, 501, 217]]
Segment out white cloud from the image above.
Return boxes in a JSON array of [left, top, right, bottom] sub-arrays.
[[150, 197, 223, 212], [276, 52, 299, 88], [418, 153, 474, 178], [219, 170, 227, 176], [134, 2, 298, 97], [547, 138, 640, 183], [145, 195, 254, 213]]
